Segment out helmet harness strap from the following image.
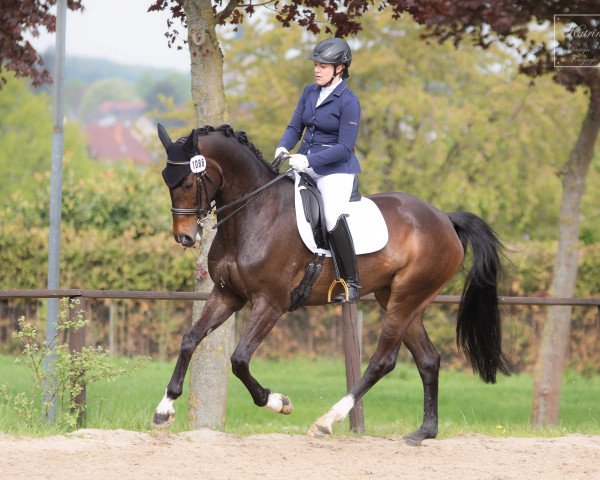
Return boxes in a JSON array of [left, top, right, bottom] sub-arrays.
[[323, 64, 343, 87]]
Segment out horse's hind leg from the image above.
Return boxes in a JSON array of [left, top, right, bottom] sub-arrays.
[[230, 295, 291, 414], [371, 288, 440, 444], [308, 291, 425, 437], [153, 287, 244, 427], [402, 314, 440, 445]]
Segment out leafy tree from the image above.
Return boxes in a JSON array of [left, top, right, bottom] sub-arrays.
[[387, 0, 600, 428], [0, 0, 83, 86], [0, 74, 95, 199], [136, 71, 191, 112], [10, 0, 598, 431], [225, 13, 598, 242], [78, 78, 142, 121]]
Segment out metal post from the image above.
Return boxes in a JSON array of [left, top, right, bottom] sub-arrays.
[[342, 303, 365, 432], [43, 0, 67, 423]]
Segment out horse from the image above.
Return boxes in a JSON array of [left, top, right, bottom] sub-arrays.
[[152, 123, 510, 443]]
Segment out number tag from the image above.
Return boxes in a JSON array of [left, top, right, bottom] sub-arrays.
[[190, 155, 207, 173]]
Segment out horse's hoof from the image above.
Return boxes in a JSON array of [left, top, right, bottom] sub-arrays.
[[403, 427, 436, 446], [280, 396, 293, 415], [307, 423, 331, 438], [403, 434, 424, 446], [152, 412, 175, 428]]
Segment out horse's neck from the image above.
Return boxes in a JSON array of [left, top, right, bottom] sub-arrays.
[[215, 166, 294, 237], [218, 160, 275, 205]]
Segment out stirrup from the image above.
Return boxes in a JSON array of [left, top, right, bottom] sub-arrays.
[[327, 278, 350, 303]]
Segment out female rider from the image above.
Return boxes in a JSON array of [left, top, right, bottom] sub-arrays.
[[275, 38, 361, 304]]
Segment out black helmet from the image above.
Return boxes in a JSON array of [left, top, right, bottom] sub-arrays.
[[309, 38, 352, 75]]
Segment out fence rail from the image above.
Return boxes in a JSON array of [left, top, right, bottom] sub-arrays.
[[1, 289, 599, 307], [1, 289, 598, 432]]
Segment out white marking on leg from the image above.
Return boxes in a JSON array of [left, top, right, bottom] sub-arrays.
[[312, 394, 355, 434], [156, 389, 175, 415], [264, 393, 292, 414], [264, 393, 284, 413]]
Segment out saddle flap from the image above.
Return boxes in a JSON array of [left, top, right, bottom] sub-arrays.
[[298, 173, 327, 249]]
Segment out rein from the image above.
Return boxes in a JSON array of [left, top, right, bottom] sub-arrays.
[[167, 157, 291, 230], [211, 168, 292, 229]]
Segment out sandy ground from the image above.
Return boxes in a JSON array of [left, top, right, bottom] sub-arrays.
[[1, 429, 599, 480]]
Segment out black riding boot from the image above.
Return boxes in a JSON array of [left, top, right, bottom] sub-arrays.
[[327, 215, 360, 304]]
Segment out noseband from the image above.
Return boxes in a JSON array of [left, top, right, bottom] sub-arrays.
[[166, 157, 222, 220]]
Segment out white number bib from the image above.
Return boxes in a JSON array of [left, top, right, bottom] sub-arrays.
[[190, 155, 207, 173]]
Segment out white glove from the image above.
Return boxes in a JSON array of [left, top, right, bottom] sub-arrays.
[[274, 146, 289, 159], [289, 154, 309, 172]]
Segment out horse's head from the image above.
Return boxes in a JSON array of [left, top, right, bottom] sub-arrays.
[[158, 124, 222, 247]]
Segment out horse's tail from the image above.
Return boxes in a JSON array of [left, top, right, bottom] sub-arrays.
[[448, 211, 511, 384]]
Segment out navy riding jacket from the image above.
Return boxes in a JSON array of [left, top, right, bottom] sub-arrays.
[[278, 80, 361, 175]]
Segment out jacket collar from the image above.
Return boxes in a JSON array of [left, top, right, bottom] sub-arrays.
[[313, 80, 348, 108]]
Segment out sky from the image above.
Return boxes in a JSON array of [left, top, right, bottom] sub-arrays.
[[31, 0, 192, 72]]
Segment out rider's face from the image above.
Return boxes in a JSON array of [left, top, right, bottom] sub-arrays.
[[314, 62, 342, 86]]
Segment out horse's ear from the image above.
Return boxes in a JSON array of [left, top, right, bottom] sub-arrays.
[[181, 129, 196, 155], [157, 123, 172, 149]]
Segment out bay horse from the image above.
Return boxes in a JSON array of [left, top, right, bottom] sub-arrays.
[[153, 123, 510, 443]]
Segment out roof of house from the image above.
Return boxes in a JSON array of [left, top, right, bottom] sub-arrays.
[[86, 122, 152, 165]]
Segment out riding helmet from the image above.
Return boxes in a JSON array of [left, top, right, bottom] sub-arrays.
[[309, 38, 352, 78]]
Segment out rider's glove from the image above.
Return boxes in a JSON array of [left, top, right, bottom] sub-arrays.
[[274, 146, 289, 159], [289, 154, 309, 172]]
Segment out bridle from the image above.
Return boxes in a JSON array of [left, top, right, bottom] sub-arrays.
[[166, 153, 292, 230], [166, 157, 223, 221]]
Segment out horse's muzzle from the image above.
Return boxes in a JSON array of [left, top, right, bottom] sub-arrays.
[[175, 233, 195, 247]]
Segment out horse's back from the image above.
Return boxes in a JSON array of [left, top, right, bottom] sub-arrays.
[[369, 191, 457, 237], [366, 191, 464, 287]]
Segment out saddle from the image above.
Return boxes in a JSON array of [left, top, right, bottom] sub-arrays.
[[297, 172, 361, 250], [290, 173, 362, 310]]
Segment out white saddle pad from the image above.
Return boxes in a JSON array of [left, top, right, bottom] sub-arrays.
[[294, 172, 389, 257]]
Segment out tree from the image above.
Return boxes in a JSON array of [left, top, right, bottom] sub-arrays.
[[225, 13, 596, 243], [387, 1, 600, 427], [78, 78, 142, 121], [0, 74, 94, 199], [10, 0, 596, 430], [0, 0, 83, 87]]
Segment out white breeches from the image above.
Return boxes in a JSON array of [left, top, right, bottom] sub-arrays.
[[306, 169, 355, 231]]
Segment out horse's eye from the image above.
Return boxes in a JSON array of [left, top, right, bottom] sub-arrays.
[[183, 183, 194, 191]]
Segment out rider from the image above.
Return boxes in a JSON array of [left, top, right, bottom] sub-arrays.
[[275, 38, 361, 304]]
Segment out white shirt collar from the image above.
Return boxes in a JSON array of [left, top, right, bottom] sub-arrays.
[[316, 78, 342, 106], [320, 77, 342, 95]]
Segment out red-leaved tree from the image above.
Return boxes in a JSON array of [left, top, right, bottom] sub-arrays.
[[0, 0, 83, 86]]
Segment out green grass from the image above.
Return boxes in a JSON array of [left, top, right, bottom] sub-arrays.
[[1, 353, 598, 437]]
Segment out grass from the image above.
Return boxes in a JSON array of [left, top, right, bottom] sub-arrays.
[[1, 353, 599, 437]]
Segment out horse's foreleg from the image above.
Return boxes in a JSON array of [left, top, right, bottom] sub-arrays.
[[230, 295, 290, 414], [402, 314, 440, 445], [152, 287, 243, 427]]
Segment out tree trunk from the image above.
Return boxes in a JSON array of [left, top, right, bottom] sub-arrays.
[[531, 92, 600, 428], [184, 0, 235, 430]]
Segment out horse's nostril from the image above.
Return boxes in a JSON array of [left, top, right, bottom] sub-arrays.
[[177, 234, 194, 246]]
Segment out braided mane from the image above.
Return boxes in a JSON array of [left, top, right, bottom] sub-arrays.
[[196, 124, 270, 169]]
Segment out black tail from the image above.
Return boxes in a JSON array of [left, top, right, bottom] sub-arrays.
[[448, 211, 510, 383]]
